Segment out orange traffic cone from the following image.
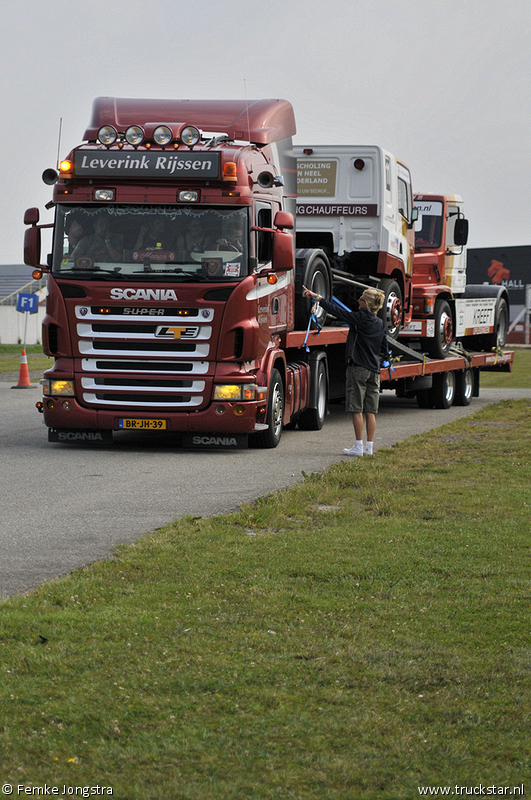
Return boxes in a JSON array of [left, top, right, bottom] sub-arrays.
[[11, 348, 37, 389]]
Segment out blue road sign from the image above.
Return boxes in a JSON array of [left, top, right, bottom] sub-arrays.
[[17, 293, 39, 314]]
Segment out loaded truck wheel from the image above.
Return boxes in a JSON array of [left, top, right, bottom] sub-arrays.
[[378, 279, 403, 339], [252, 368, 284, 449], [487, 297, 509, 350], [295, 253, 332, 330], [423, 299, 453, 359], [461, 286, 509, 352], [454, 368, 474, 406], [297, 358, 328, 430], [432, 370, 456, 409]]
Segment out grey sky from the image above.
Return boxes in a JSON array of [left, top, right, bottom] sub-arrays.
[[2, 0, 530, 264]]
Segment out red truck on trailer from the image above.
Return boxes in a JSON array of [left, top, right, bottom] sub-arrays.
[[24, 98, 513, 448]]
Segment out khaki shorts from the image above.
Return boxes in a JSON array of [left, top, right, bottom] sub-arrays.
[[345, 365, 380, 414]]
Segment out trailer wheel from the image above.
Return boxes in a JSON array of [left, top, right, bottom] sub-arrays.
[[297, 359, 328, 430], [295, 255, 331, 329], [416, 390, 434, 409], [252, 368, 284, 448], [378, 279, 403, 339], [432, 370, 456, 409], [454, 369, 474, 406], [424, 299, 453, 359]]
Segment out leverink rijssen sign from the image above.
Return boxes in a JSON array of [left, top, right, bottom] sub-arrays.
[[74, 150, 220, 179]]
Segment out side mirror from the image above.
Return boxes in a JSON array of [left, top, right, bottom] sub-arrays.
[[274, 210, 295, 231], [454, 217, 469, 247], [24, 207, 40, 225], [272, 229, 294, 271], [24, 225, 43, 268]]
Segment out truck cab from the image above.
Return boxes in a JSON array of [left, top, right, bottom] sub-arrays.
[[399, 193, 509, 358], [294, 145, 417, 337]]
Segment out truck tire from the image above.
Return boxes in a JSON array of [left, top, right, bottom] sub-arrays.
[[416, 390, 434, 409], [462, 285, 509, 351], [295, 253, 331, 330], [488, 297, 509, 350], [454, 368, 474, 406], [251, 368, 284, 448], [378, 279, 403, 339], [423, 299, 453, 359], [297, 359, 328, 430], [432, 370, 456, 409]]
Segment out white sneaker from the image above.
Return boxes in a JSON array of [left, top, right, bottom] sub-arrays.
[[363, 446, 374, 456], [343, 445, 363, 457]]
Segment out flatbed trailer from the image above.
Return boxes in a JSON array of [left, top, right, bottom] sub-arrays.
[[285, 325, 514, 410]]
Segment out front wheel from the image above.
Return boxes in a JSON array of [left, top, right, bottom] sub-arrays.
[[252, 368, 284, 448], [423, 299, 453, 359], [295, 255, 331, 329], [378, 279, 403, 339]]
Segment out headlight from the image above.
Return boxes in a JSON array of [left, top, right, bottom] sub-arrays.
[[98, 125, 117, 145], [213, 384, 256, 401], [181, 126, 201, 146], [94, 189, 115, 201], [125, 125, 144, 145], [178, 190, 199, 202], [41, 379, 75, 397], [153, 126, 173, 145]]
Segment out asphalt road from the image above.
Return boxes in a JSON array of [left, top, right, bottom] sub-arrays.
[[1, 377, 530, 598]]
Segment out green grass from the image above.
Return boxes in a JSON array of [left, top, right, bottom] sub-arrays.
[[1, 399, 531, 799], [480, 347, 531, 388], [0, 344, 52, 374]]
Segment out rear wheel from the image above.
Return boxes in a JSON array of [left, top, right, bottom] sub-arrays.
[[298, 359, 327, 430], [454, 368, 474, 406], [485, 297, 509, 350], [378, 279, 403, 339], [432, 370, 456, 409]]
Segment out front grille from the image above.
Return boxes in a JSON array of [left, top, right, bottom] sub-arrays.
[[88, 341, 198, 352], [76, 303, 215, 409]]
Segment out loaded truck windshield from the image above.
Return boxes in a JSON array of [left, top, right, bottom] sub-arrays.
[[414, 200, 444, 249], [53, 205, 249, 281]]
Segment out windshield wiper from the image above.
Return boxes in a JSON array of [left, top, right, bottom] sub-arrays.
[[56, 267, 128, 279]]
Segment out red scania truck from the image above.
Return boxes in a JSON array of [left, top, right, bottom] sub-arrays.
[[24, 98, 513, 448]]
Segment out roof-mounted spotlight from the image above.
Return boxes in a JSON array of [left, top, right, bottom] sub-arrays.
[[125, 126, 144, 145], [181, 126, 201, 146], [153, 126, 173, 146], [98, 125, 118, 145]]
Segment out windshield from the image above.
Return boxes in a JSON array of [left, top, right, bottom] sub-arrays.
[[52, 205, 249, 281], [414, 200, 443, 249]]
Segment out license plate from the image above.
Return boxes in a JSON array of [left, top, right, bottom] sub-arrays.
[[118, 419, 167, 430]]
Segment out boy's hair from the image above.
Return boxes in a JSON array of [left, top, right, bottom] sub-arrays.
[[364, 288, 385, 314]]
